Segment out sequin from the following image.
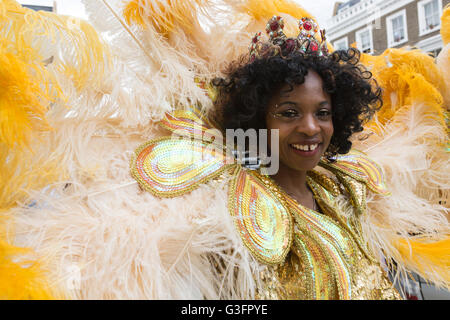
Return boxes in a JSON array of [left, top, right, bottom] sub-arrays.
[[319, 149, 390, 196], [130, 137, 233, 197], [228, 167, 293, 264], [159, 107, 217, 139], [255, 171, 401, 300]]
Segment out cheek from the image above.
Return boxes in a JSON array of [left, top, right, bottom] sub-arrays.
[[328, 121, 334, 138], [265, 120, 291, 158], [323, 121, 334, 145]]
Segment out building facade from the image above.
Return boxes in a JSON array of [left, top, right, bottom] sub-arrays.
[[327, 0, 449, 56], [22, 2, 56, 13]]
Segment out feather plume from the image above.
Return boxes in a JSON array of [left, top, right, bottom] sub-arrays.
[[1, 0, 111, 92], [437, 6, 450, 107], [394, 237, 450, 285], [441, 4, 450, 45], [239, 0, 314, 22], [0, 40, 52, 149], [354, 101, 449, 288], [360, 48, 446, 128], [436, 44, 450, 107], [0, 239, 58, 299], [82, 0, 214, 121], [123, 0, 208, 36]]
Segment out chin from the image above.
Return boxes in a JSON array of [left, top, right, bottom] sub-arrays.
[[282, 157, 322, 173]]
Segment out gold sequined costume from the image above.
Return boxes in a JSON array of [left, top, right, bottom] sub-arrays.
[[130, 108, 402, 300], [0, 0, 448, 299]]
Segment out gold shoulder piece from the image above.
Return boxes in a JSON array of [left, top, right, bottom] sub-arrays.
[[319, 149, 390, 196], [228, 167, 293, 265], [159, 108, 213, 138], [130, 137, 233, 198], [318, 150, 390, 216]]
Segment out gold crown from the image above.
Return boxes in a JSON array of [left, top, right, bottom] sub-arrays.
[[249, 16, 328, 62]]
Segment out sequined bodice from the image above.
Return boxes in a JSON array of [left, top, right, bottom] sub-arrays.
[[256, 172, 401, 300], [255, 173, 402, 300]]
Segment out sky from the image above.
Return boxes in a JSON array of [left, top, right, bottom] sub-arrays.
[[17, 0, 337, 27]]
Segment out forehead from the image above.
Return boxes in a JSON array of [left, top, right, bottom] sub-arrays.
[[276, 70, 326, 100]]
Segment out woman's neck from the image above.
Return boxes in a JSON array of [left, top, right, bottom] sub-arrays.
[[271, 164, 311, 200]]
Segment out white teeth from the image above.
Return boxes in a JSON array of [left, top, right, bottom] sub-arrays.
[[292, 144, 319, 151]]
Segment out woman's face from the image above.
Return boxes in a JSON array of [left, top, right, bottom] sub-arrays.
[[265, 70, 333, 173]]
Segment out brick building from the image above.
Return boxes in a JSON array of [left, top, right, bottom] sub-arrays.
[[327, 0, 449, 56]]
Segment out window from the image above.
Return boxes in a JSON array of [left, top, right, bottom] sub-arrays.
[[333, 37, 348, 51], [355, 27, 373, 54], [386, 10, 408, 47], [418, 0, 442, 36]]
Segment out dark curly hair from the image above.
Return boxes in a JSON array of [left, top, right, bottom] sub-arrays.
[[211, 48, 382, 159]]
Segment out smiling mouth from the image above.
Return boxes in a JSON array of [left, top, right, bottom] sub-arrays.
[[289, 143, 321, 156]]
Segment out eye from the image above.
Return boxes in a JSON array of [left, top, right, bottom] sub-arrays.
[[316, 109, 332, 120], [278, 109, 299, 118]]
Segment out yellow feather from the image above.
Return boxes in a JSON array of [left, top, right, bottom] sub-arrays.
[[0, 42, 53, 149], [1, 0, 111, 91], [238, 0, 334, 54], [0, 239, 59, 299], [394, 237, 450, 286], [241, 0, 314, 21], [123, 0, 207, 36], [360, 48, 446, 128], [441, 4, 450, 45]]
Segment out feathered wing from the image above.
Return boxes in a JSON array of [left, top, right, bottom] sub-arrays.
[[354, 40, 450, 288], [0, 0, 109, 298], [0, 0, 236, 299], [436, 4, 450, 106]]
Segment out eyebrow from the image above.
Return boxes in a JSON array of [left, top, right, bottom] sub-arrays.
[[277, 101, 297, 106], [276, 101, 331, 108], [318, 101, 331, 108]]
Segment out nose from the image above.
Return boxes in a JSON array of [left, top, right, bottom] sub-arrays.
[[295, 113, 320, 137]]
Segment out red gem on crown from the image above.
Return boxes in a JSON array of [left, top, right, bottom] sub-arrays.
[[270, 20, 279, 31], [304, 21, 312, 31]]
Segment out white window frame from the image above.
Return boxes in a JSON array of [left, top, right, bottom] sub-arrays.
[[386, 9, 408, 47], [355, 26, 374, 54], [333, 37, 349, 51], [417, 0, 443, 37]]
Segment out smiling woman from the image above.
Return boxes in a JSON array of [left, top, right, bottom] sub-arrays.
[[194, 28, 403, 298], [212, 48, 382, 212], [214, 49, 381, 160]]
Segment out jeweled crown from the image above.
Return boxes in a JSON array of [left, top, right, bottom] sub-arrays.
[[249, 16, 329, 62]]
